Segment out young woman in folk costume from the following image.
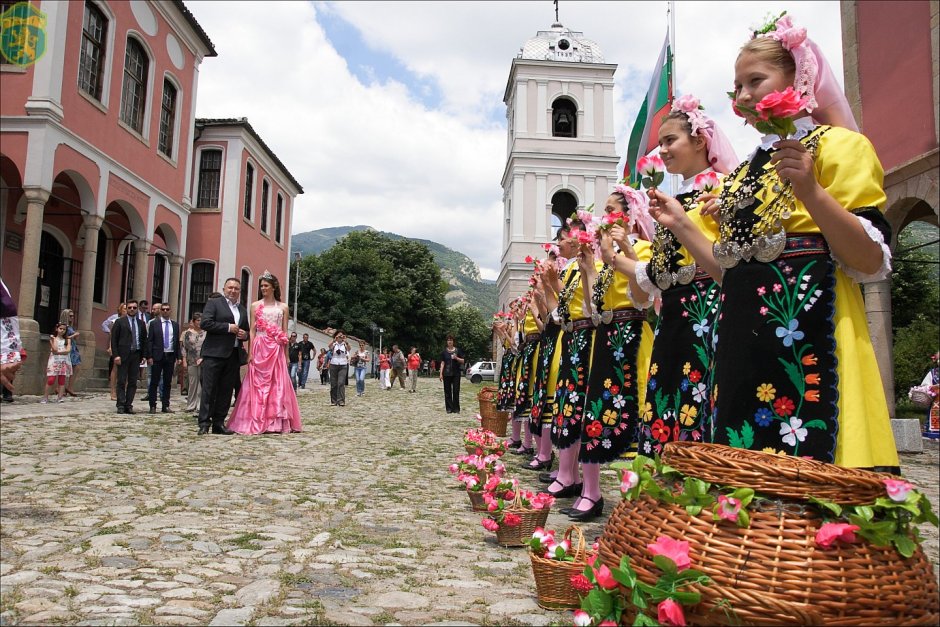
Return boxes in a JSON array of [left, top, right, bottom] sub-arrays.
[[501, 295, 526, 450], [651, 14, 898, 470], [561, 189, 657, 521], [622, 96, 739, 457], [509, 290, 544, 456], [523, 228, 580, 473], [494, 310, 518, 423]]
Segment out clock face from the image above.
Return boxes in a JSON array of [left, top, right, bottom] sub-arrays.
[[557, 38, 570, 50]]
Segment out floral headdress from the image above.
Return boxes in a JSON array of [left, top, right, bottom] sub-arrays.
[[611, 183, 655, 242], [750, 12, 858, 131], [669, 95, 739, 174]]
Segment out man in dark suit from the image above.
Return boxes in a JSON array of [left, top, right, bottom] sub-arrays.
[[197, 278, 249, 435], [110, 299, 149, 414], [147, 303, 180, 413]]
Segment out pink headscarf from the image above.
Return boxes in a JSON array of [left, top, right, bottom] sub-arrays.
[[612, 184, 655, 242], [761, 14, 858, 131], [670, 95, 739, 174]]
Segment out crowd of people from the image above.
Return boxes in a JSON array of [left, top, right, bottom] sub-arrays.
[[490, 14, 902, 523]]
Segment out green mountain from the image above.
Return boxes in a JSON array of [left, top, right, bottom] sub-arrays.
[[291, 226, 498, 314]]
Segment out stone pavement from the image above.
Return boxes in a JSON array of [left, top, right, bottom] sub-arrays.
[[1, 381, 937, 626]]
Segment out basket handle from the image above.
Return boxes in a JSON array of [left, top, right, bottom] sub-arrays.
[[563, 525, 587, 557]]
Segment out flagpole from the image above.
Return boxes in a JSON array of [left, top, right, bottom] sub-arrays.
[[667, 0, 680, 194]]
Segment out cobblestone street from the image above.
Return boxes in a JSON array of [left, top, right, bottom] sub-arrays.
[[1, 381, 937, 626]]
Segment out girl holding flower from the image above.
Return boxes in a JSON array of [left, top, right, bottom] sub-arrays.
[[656, 14, 897, 469], [618, 96, 737, 456], [510, 293, 544, 455]]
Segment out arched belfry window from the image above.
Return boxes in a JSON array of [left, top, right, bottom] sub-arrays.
[[552, 98, 577, 138], [550, 190, 578, 233]]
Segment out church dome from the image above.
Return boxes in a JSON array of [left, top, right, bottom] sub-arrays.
[[518, 22, 604, 63]]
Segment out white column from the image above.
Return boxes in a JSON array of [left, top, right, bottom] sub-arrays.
[[583, 82, 595, 138], [536, 81, 547, 136], [585, 176, 596, 210], [535, 175, 547, 240], [168, 255, 183, 319], [603, 84, 615, 140], [217, 141, 242, 283], [182, 61, 201, 209], [24, 0, 69, 121], [865, 279, 896, 418], [17, 187, 50, 318], [515, 81, 528, 136], [134, 240, 150, 303], [78, 214, 103, 331], [511, 174, 524, 240]]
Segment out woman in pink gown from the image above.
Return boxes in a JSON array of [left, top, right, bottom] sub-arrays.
[[228, 272, 302, 434]]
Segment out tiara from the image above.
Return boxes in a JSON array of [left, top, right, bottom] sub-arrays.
[[260, 269, 275, 282]]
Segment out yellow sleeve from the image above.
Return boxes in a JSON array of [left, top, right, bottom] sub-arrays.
[[814, 127, 886, 212]]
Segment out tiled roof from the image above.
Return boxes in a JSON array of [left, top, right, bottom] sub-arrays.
[[196, 118, 304, 193], [171, 1, 217, 57]]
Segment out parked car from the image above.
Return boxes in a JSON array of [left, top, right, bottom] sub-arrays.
[[466, 361, 496, 383]]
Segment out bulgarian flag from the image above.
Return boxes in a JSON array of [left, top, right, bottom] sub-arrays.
[[624, 35, 673, 183]]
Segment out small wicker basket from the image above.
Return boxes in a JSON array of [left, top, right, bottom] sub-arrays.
[[493, 492, 551, 547], [530, 525, 593, 610], [599, 442, 940, 626], [467, 489, 487, 512], [480, 410, 509, 437], [909, 385, 934, 409], [478, 386, 498, 421]]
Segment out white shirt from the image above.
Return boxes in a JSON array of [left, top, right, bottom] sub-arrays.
[[227, 299, 240, 346]]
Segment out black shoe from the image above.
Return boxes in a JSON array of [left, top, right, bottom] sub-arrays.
[[212, 427, 235, 435], [567, 497, 604, 522], [521, 453, 554, 471], [538, 472, 555, 484], [125, 407, 136, 415], [559, 506, 577, 516], [506, 439, 522, 451], [149, 406, 156, 414], [548, 482, 583, 499], [514, 446, 535, 456], [162, 406, 170, 413], [197, 426, 210, 435], [116, 406, 125, 414]]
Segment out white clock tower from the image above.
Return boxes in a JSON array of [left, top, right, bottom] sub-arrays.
[[497, 21, 619, 309]]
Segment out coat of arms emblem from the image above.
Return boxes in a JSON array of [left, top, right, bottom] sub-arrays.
[[1, 2, 47, 67]]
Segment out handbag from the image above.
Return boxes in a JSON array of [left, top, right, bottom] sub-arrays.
[[909, 385, 934, 409], [350, 354, 360, 366]]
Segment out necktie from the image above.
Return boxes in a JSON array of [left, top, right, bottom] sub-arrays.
[[164, 320, 171, 351], [132, 319, 138, 350]]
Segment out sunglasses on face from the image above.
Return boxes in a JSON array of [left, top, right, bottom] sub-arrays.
[[161, 307, 170, 311]]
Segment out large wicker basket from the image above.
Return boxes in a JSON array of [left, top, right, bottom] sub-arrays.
[[599, 442, 939, 625], [478, 386, 498, 420], [481, 410, 509, 437], [493, 493, 551, 547], [530, 525, 593, 610]]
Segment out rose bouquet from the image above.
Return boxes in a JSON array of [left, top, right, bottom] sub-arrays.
[[480, 489, 555, 533], [463, 427, 505, 456]]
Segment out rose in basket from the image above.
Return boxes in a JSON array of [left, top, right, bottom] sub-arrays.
[[463, 428, 506, 457], [449, 453, 506, 485], [468, 474, 517, 496], [526, 527, 590, 562], [480, 489, 555, 532]]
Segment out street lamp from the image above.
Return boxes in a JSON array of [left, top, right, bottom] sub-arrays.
[[293, 251, 302, 332]]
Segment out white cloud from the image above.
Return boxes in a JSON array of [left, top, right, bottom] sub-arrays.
[[186, 1, 842, 281]]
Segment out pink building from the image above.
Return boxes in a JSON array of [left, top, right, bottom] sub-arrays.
[[0, 1, 302, 393]]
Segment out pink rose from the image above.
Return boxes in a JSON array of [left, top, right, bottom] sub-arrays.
[[570, 573, 594, 594], [620, 470, 639, 493], [770, 15, 807, 50], [693, 171, 719, 193], [598, 622, 618, 627], [593, 564, 618, 590], [481, 518, 499, 532], [883, 478, 915, 502], [658, 599, 686, 626], [815, 522, 860, 548], [572, 609, 592, 627], [755, 86, 809, 120], [647, 536, 691, 571], [503, 512, 522, 527], [672, 94, 700, 113], [717, 495, 741, 522], [637, 154, 665, 177]]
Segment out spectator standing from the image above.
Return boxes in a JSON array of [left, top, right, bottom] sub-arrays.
[[111, 300, 148, 414], [315, 347, 327, 385], [102, 302, 126, 400], [42, 322, 72, 403], [297, 333, 315, 388], [389, 345, 407, 389], [141, 301, 159, 401], [287, 333, 300, 389], [328, 330, 350, 406], [320, 346, 330, 385], [353, 340, 370, 396], [0, 278, 23, 395], [406, 347, 422, 393], [378, 348, 391, 390], [59, 309, 81, 397], [439, 335, 465, 413], [181, 313, 205, 415], [147, 303, 180, 413]]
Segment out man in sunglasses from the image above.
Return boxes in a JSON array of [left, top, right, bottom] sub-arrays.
[[110, 300, 149, 414], [147, 304, 180, 413]]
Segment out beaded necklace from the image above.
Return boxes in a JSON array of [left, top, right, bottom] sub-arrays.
[[649, 193, 699, 290], [713, 127, 828, 268], [589, 264, 615, 326], [555, 267, 580, 329]]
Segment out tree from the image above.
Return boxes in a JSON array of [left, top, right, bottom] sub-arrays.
[[290, 231, 448, 351], [445, 304, 492, 363]]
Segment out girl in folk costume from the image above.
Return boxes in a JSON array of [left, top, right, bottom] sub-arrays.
[[499, 298, 523, 444], [524, 230, 579, 473], [627, 96, 738, 456], [510, 290, 543, 455], [494, 311, 518, 420], [655, 14, 898, 470], [563, 191, 657, 521]]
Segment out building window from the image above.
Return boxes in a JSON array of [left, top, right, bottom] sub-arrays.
[[240, 268, 250, 307], [188, 262, 214, 320], [260, 180, 269, 233], [551, 98, 577, 138], [120, 38, 149, 133], [93, 227, 108, 303], [196, 149, 222, 208], [551, 190, 577, 229], [78, 1, 107, 100], [243, 163, 254, 221], [151, 254, 166, 305], [275, 194, 283, 244], [158, 79, 177, 157]]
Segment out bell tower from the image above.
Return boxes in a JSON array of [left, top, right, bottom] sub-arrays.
[[497, 21, 619, 309]]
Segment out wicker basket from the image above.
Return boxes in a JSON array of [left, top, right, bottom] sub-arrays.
[[493, 492, 551, 547], [467, 489, 487, 512], [530, 525, 593, 610], [478, 386, 498, 421], [599, 442, 940, 626], [480, 410, 509, 437], [909, 386, 934, 409]]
